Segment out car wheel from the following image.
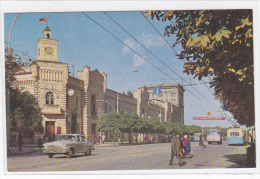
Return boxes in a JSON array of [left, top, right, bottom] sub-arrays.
[[48, 154, 53, 158], [67, 148, 74, 158], [85, 149, 91, 156]]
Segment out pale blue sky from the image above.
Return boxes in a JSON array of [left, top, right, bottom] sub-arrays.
[[3, 6, 256, 129]]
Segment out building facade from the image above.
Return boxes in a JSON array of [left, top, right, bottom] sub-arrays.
[[12, 26, 184, 142]]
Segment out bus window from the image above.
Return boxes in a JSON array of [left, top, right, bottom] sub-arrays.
[[230, 132, 239, 137]]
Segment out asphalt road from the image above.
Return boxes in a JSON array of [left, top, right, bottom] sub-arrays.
[[6, 141, 247, 172]]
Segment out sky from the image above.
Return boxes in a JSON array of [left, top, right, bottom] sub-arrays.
[[1, 1, 259, 129]]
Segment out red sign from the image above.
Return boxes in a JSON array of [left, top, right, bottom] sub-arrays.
[[193, 117, 225, 120], [57, 127, 61, 134]]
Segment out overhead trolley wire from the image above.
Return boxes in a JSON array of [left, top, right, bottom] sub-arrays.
[[81, 12, 213, 107], [107, 11, 237, 126], [222, 113, 239, 127], [141, 11, 219, 100], [103, 11, 212, 104]]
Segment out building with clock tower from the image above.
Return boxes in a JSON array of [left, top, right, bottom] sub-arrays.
[[37, 26, 58, 62], [12, 26, 184, 143]]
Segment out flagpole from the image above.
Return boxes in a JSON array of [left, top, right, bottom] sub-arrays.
[[46, 18, 48, 26]]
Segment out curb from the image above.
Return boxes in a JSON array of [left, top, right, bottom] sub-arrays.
[[7, 147, 39, 157]]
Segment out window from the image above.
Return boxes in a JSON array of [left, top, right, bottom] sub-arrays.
[[230, 132, 239, 137], [46, 92, 54, 105], [91, 95, 96, 116]]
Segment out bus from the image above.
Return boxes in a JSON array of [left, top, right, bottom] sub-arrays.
[[227, 128, 244, 145], [207, 129, 222, 144]]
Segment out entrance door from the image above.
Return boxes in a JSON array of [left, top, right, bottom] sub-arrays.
[[46, 121, 55, 137]]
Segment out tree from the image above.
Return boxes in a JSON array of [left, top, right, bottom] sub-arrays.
[[9, 87, 43, 134], [132, 115, 146, 143], [6, 44, 43, 134], [97, 113, 120, 142], [126, 90, 133, 98], [118, 113, 139, 143], [143, 10, 254, 126], [186, 125, 202, 134]]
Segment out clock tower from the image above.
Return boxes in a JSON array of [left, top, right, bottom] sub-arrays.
[[37, 26, 58, 62]]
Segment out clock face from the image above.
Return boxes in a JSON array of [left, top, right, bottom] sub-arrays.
[[45, 47, 53, 55]]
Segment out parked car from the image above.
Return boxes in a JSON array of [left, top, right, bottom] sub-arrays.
[[43, 134, 94, 158]]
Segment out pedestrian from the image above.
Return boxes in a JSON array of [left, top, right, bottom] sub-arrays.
[[18, 131, 23, 151], [102, 134, 105, 144], [183, 135, 188, 152], [185, 136, 192, 158], [199, 134, 203, 149], [202, 134, 205, 147], [169, 133, 183, 167], [179, 135, 185, 159], [37, 137, 43, 150]]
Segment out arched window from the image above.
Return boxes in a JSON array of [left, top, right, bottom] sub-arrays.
[[91, 95, 96, 116], [46, 92, 54, 105], [46, 33, 50, 39]]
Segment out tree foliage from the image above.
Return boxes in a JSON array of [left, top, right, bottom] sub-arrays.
[[143, 10, 254, 126], [118, 113, 139, 143], [126, 90, 134, 98], [98, 112, 201, 136], [6, 44, 43, 133], [97, 113, 120, 133]]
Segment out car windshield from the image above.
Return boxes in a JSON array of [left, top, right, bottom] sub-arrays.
[[57, 135, 76, 141]]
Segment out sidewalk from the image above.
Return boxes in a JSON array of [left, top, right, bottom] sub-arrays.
[[7, 146, 39, 156]]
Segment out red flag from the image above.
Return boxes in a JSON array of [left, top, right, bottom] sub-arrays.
[[39, 18, 47, 22]]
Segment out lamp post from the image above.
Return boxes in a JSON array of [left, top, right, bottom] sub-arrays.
[[117, 70, 138, 114], [68, 89, 76, 134], [116, 70, 138, 143], [96, 100, 115, 113], [7, 13, 21, 153]]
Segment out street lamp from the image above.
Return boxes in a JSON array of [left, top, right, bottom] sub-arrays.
[[96, 100, 116, 113], [67, 89, 76, 134], [117, 70, 138, 114], [7, 13, 21, 154]]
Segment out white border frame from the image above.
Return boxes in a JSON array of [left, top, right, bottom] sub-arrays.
[[0, 0, 259, 177]]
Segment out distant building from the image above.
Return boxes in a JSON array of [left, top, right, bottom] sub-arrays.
[[12, 26, 184, 142], [146, 83, 184, 123]]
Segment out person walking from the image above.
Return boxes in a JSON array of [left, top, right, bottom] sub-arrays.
[[199, 134, 203, 149], [102, 134, 105, 144], [18, 131, 23, 151], [169, 133, 183, 166], [179, 135, 185, 158], [185, 136, 192, 158], [202, 134, 205, 147], [38, 137, 43, 150], [183, 135, 187, 153]]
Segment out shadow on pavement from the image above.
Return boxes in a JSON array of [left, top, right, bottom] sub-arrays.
[[222, 154, 247, 168], [52, 153, 100, 159], [8, 149, 45, 158]]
